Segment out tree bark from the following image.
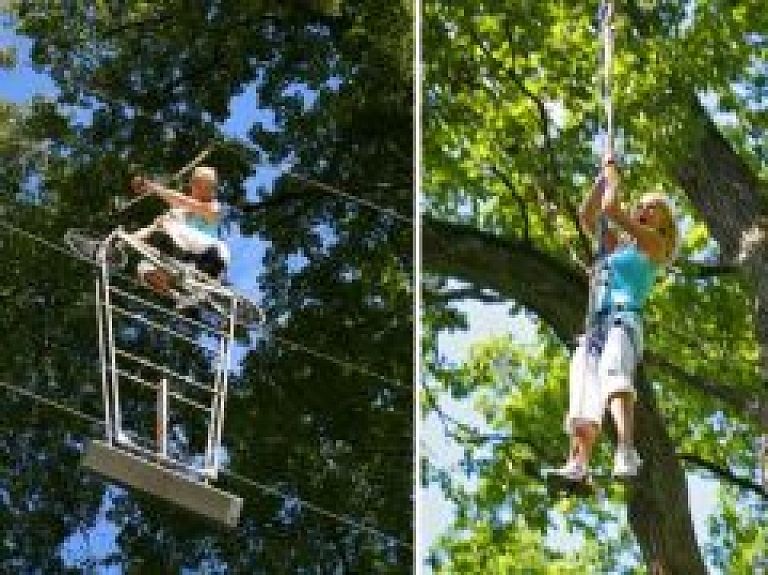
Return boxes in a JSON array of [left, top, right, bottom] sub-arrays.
[[672, 94, 768, 430], [422, 218, 587, 342], [628, 369, 708, 575]]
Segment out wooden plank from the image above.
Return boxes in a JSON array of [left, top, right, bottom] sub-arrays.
[[544, 471, 598, 498], [82, 439, 242, 527]]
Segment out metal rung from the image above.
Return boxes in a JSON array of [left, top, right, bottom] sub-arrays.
[[116, 369, 212, 412], [111, 230, 237, 299], [110, 304, 208, 348], [181, 274, 237, 300], [108, 285, 229, 337], [82, 439, 242, 527], [115, 430, 195, 473], [113, 431, 217, 481], [115, 348, 214, 393]]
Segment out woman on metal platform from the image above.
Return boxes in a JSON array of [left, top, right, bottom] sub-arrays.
[[130, 166, 230, 306]]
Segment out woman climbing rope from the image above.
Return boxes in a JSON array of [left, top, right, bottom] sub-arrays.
[[555, 152, 679, 480], [130, 165, 230, 307]]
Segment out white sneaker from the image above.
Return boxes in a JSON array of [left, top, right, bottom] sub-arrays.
[[613, 447, 643, 477], [553, 460, 588, 482]]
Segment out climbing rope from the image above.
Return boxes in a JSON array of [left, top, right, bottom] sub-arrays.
[[586, 0, 617, 332], [598, 0, 615, 157]]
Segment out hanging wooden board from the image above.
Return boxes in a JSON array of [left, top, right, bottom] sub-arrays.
[[83, 439, 242, 528]]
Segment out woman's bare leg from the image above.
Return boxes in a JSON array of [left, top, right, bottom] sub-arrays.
[[571, 421, 599, 466], [608, 392, 634, 450], [608, 391, 643, 475]]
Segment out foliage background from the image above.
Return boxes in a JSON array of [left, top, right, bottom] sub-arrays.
[[0, 0, 413, 572], [422, 0, 767, 573]]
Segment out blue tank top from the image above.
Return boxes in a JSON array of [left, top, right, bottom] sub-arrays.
[[184, 212, 218, 238], [595, 243, 659, 314], [170, 201, 220, 238]]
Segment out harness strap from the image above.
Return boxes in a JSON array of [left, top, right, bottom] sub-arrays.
[[585, 307, 641, 359]]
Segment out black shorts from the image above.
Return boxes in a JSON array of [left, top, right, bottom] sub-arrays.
[[146, 231, 226, 278]]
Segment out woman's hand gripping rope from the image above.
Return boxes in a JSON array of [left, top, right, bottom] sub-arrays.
[[599, 152, 620, 219]]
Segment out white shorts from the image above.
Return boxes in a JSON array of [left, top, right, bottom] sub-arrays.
[[161, 216, 227, 258], [564, 311, 642, 434], [136, 218, 230, 279]]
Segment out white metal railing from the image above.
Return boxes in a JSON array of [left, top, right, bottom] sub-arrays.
[[110, 304, 207, 348], [95, 227, 238, 481], [114, 347, 213, 393], [115, 369, 212, 413], [109, 284, 228, 336]]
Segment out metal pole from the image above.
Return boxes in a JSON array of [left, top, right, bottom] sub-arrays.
[[157, 378, 168, 458], [99, 233, 123, 441], [96, 277, 112, 444], [204, 323, 225, 476], [117, 145, 215, 213], [214, 296, 238, 476]]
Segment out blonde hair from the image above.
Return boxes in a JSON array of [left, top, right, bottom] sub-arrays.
[[637, 192, 679, 263], [192, 166, 217, 184]]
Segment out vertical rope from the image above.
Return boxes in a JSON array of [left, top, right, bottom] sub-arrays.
[[597, 0, 616, 198], [587, 1, 616, 331], [600, 0, 615, 157]]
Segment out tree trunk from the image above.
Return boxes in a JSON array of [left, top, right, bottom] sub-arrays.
[[672, 95, 768, 421], [628, 369, 708, 575], [422, 218, 587, 342]]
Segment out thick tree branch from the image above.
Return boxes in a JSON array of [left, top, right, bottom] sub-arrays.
[[429, 286, 504, 304], [679, 453, 767, 498], [644, 352, 767, 427], [423, 216, 587, 342], [663, 94, 768, 431], [672, 95, 765, 260]]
